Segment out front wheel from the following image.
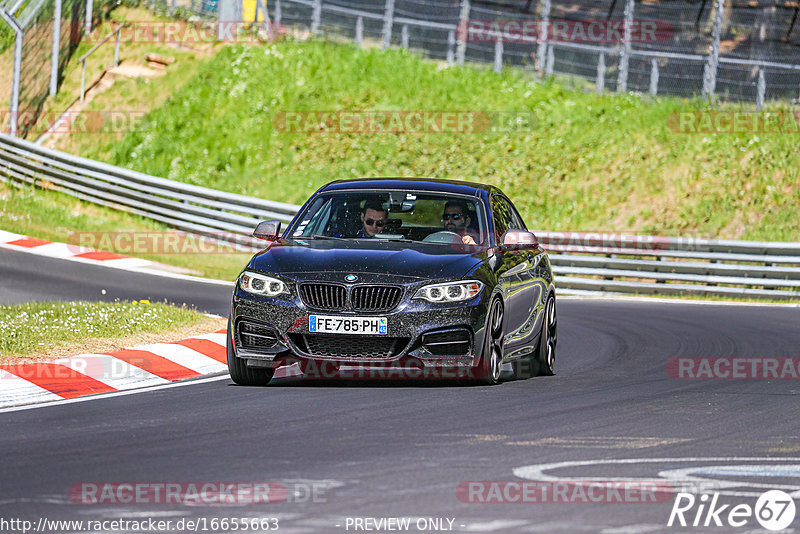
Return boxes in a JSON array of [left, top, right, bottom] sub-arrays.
[[227, 319, 274, 386], [473, 299, 504, 385], [536, 294, 557, 376]]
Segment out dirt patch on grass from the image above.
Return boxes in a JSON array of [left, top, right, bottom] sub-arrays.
[[0, 315, 226, 364]]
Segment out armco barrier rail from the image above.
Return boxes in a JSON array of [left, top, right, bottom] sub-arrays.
[[0, 133, 298, 248], [1, 132, 798, 300]]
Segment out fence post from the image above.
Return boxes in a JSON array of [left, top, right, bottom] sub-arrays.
[[81, 59, 86, 103], [703, 0, 725, 98], [649, 58, 659, 96], [756, 69, 765, 110], [381, 0, 395, 49], [401, 24, 408, 49], [8, 26, 22, 136], [311, 0, 321, 35], [617, 0, 634, 92], [447, 29, 455, 65], [596, 52, 605, 93], [537, 0, 551, 77], [114, 27, 121, 66], [217, 0, 242, 40], [274, 0, 281, 27], [85, 0, 92, 34], [50, 0, 62, 98], [493, 38, 503, 73], [456, 0, 469, 65], [545, 44, 554, 76], [355, 16, 363, 46]]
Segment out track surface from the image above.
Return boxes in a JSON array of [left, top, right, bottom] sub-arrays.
[[1, 248, 800, 533]]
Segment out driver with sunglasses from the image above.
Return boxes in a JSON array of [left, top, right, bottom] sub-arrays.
[[357, 199, 389, 238], [442, 200, 477, 245]]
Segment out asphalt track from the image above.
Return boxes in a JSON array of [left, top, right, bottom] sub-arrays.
[[1, 247, 800, 533]]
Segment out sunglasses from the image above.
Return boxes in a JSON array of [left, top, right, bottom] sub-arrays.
[[365, 218, 386, 227], [442, 213, 465, 221]]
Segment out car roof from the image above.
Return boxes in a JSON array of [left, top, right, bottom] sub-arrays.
[[320, 178, 498, 197]]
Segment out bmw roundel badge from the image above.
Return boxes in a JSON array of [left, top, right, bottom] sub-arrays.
[[344, 274, 358, 282]]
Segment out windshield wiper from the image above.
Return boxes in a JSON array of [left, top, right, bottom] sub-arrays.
[[290, 235, 350, 241], [376, 237, 416, 243]]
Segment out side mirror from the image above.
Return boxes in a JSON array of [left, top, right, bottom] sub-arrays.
[[253, 220, 282, 241], [501, 229, 539, 251]]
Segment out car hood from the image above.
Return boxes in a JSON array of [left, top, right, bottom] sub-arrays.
[[248, 239, 486, 281]]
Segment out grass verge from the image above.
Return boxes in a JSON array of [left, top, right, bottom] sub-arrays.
[[0, 300, 223, 361], [66, 39, 800, 243]]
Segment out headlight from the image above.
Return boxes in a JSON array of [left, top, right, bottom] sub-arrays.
[[239, 271, 289, 297], [413, 280, 483, 303]]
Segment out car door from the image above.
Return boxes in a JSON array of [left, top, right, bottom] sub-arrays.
[[506, 197, 547, 357], [491, 194, 534, 358]]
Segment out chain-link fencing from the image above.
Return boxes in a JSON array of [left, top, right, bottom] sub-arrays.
[[0, 0, 95, 137], [261, 0, 800, 105]]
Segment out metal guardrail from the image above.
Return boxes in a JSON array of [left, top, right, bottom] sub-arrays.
[[0, 133, 298, 248], [1, 132, 798, 300]]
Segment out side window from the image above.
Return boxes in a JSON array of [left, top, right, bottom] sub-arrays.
[[491, 195, 515, 242], [507, 199, 527, 231]]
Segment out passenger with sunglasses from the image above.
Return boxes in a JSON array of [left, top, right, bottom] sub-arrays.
[[442, 200, 477, 245], [357, 199, 388, 238]]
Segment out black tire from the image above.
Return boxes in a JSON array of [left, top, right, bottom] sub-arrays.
[[227, 319, 274, 386], [472, 299, 504, 385], [536, 294, 557, 376]]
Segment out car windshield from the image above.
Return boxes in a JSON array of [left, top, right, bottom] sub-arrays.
[[288, 191, 488, 246]]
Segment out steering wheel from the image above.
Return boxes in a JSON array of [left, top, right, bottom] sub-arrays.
[[423, 231, 462, 244]]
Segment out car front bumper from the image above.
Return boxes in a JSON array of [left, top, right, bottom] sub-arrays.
[[230, 288, 491, 373]]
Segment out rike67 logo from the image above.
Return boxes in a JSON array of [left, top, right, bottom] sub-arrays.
[[668, 490, 796, 531]]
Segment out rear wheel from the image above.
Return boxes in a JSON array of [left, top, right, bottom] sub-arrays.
[[227, 319, 274, 386], [537, 294, 557, 376], [473, 299, 504, 385]]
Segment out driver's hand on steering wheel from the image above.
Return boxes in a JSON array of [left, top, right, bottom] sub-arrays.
[[462, 235, 476, 245]]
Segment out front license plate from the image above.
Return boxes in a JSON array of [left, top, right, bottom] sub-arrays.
[[309, 315, 387, 335]]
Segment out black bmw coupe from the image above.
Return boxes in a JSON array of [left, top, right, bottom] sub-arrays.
[[227, 178, 556, 385]]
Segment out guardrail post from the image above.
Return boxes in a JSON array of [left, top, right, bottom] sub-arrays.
[[493, 38, 503, 73], [50, 0, 62, 98], [617, 0, 634, 92], [447, 30, 455, 65], [649, 58, 659, 96], [311, 0, 321, 35], [274, 0, 281, 27], [545, 44, 554, 76], [456, 0, 470, 65], [703, 0, 725, 98], [756, 68, 766, 110], [537, 0, 551, 78], [381, 0, 394, 49], [401, 24, 408, 49], [355, 16, 363, 46], [596, 52, 605, 93]]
